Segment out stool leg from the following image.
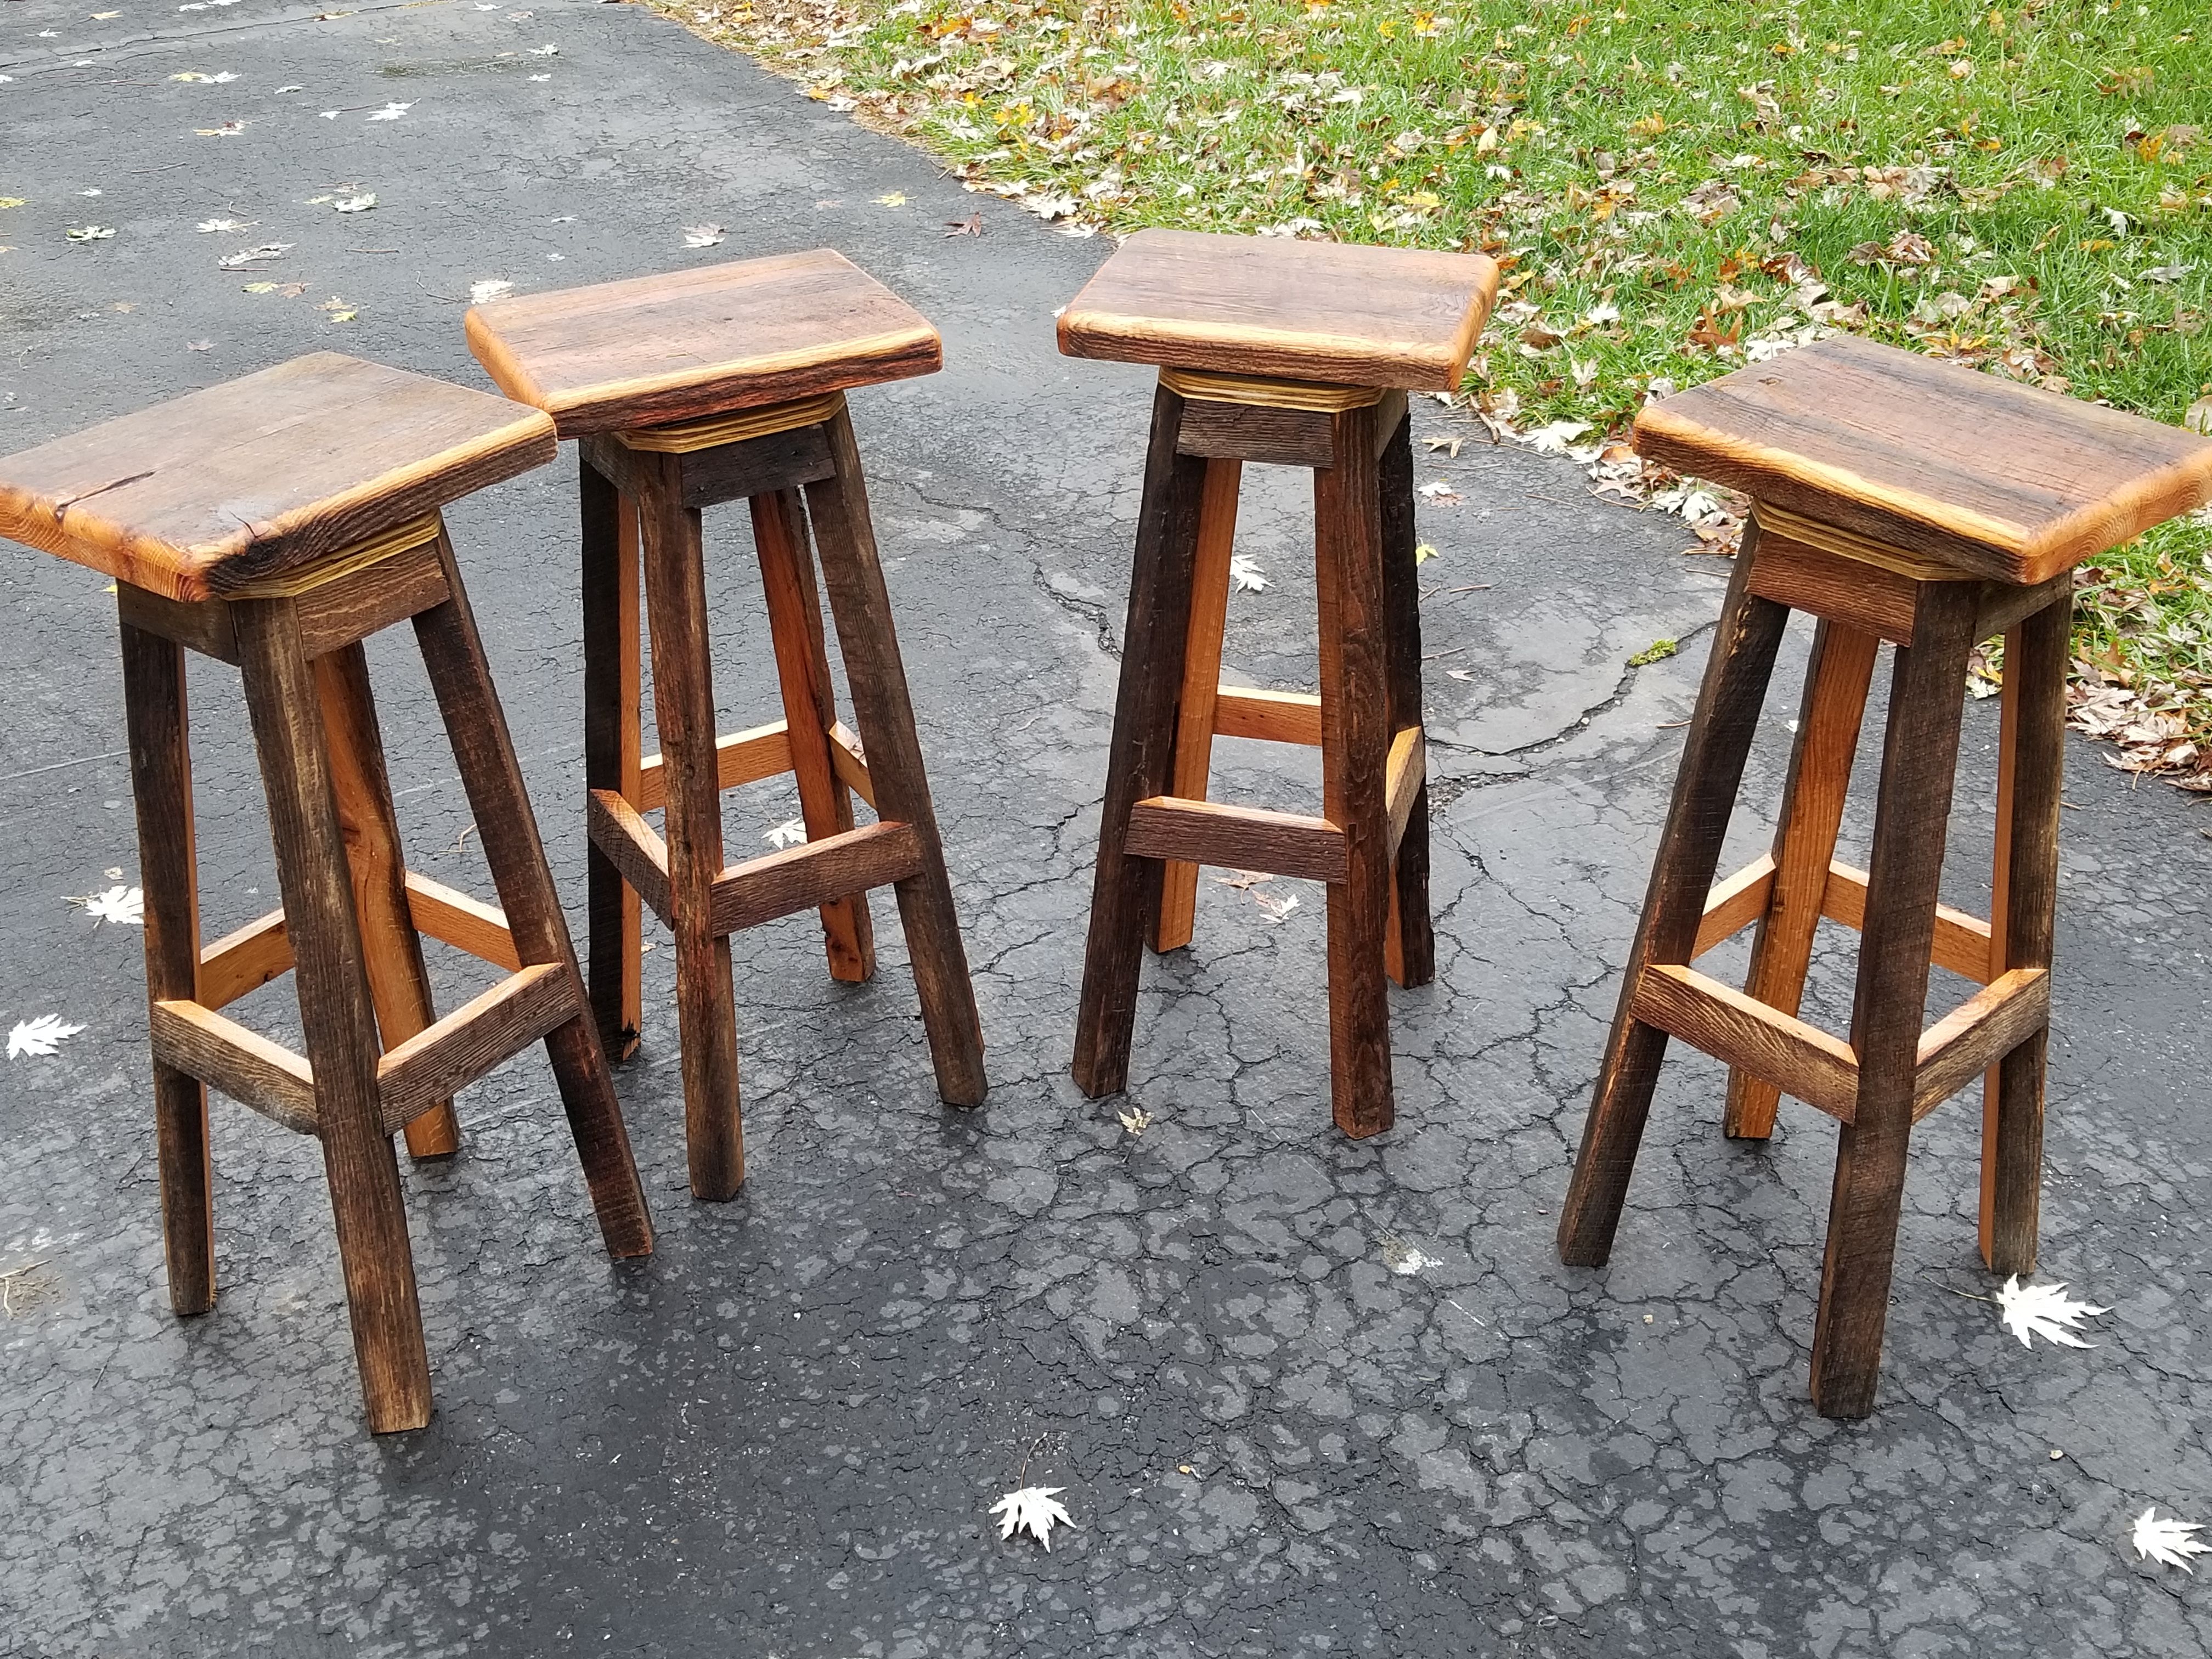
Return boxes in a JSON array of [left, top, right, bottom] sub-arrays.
[[752, 486, 875, 984], [581, 455, 644, 1060], [233, 596, 431, 1434], [1070, 384, 1209, 1097], [805, 405, 988, 1106], [1558, 542, 1789, 1265], [1378, 404, 1433, 990], [313, 644, 459, 1160], [634, 457, 748, 1197], [1810, 579, 1981, 1418], [1724, 621, 1879, 1139], [1316, 400, 1397, 1137], [1980, 588, 2068, 1274], [1154, 456, 1242, 955], [412, 531, 656, 1252], [120, 618, 214, 1317]]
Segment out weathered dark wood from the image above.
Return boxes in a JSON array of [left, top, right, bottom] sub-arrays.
[[233, 593, 432, 1434], [1173, 401, 1335, 469], [1125, 797, 1346, 884], [1376, 405, 1432, 990], [805, 405, 988, 1107], [149, 998, 319, 1134], [752, 484, 874, 982], [1057, 229, 1500, 390], [295, 538, 452, 659], [1071, 384, 1208, 1098], [1745, 531, 1922, 646], [119, 583, 238, 664], [1558, 532, 1790, 1265], [587, 788, 675, 921], [1631, 964, 1860, 1122], [1635, 334, 2212, 585], [710, 821, 925, 935], [465, 250, 942, 436], [411, 529, 654, 1253], [1314, 400, 1396, 1137], [375, 964, 580, 1133], [1810, 577, 1980, 1419], [1155, 456, 1242, 953], [580, 453, 643, 1059], [1982, 587, 2069, 1273], [633, 453, 748, 1197], [312, 644, 459, 1159], [1723, 618, 1879, 1139], [1913, 968, 2049, 1121], [679, 425, 836, 509], [119, 618, 215, 1316], [0, 354, 556, 600]]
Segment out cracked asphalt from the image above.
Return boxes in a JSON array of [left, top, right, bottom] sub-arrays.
[[4, 2, 2212, 1654]]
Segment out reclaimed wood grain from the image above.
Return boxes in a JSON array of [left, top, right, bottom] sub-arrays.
[[1155, 456, 1242, 954]]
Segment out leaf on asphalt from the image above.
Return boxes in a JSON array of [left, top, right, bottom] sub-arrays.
[[1414, 542, 1439, 565], [332, 193, 377, 213], [1227, 553, 1268, 592], [171, 70, 239, 82], [1254, 889, 1299, 922], [873, 191, 908, 207], [1996, 1274, 2109, 1348], [528, 42, 559, 54], [943, 210, 983, 236], [1381, 1236, 1440, 1276], [1116, 1105, 1151, 1136], [65, 226, 116, 242], [217, 242, 292, 268], [469, 278, 515, 303], [195, 121, 250, 137], [196, 217, 249, 232], [990, 1486, 1072, 1550], [8, 1015, 86, 1060], [365, 101, 414, 121], [764, 816, 807, 849], [2134, 1508, 2212, 1572], [682, 223, 726, 247], [321, 297, 358, 321], [0, 199, 24, 210], [77, 885, 144, 926], [1423, 435, 1463, 457], [1417, 479, 1463, 502]]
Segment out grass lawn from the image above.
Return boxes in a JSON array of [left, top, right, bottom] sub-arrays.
[[664, 0, 2212, 785]]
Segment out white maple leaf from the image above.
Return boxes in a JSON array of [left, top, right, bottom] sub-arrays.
[[1227, 553, 1268, 592], [682, 223, 726, 248], [80, 885, 144, 926], [195, 216, 249, 232], [332, 193, 376, 213], [1996, 1274, 2109, 1348], [1117, 1105, 1151, 1136], [764, 817, 807, 849], [1254, 890, 1299, 923], [990, 1486, 1072, 1550], [2134, 1508, 2211, 1571], [469, 278, 515, 304], [1523, 419, 1596, 455], [365, 101, 413, 121], [9, 1015, 86, 1059]]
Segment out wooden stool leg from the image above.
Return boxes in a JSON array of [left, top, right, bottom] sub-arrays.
[[804, 405, 988, 1106], [312, 644, 459, 1160], [120, 619, 215, 1316], [1558, 541, 1790, 1265], [1378, 403, 1433, 990], [1724, 620, 1880, 1139], [1070, 383, 1209, 1097], [1316, 400, 1397, 1137], [633, 456, 748, 1197], [752, 486, 875, 985], [1810, 579, 1981, 1419], [581, 455, 644, 1060], [1154, 456, 1242, 955], [412, 529, 655, 1252], [1980, 588, 2068, 1273], [233, 596, 431, 1434]]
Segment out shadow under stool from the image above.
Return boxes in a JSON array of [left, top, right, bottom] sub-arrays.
[[1556, 334, 2212, 1416], [466, 251, 987, 1200], [0, 352, 656, 1432], [1057, 229, 1499, 1137]]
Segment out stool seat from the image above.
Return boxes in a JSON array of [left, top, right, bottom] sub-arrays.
[[1634, 335, 2212, 585], [0, 353, 554, 601], [1056, 228, 1500, 390], [464, 250, 942, 437]]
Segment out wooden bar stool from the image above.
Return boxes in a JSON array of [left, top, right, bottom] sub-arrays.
[[1057, 230, 1498, 1136], [465, 251, 987, 1200], [1558, 336, 2212, 1417], [0, 353, 656, 1433]]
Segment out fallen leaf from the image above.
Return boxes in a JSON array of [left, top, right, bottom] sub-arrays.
[[65, 225, 116, 243], [682, 223, 725, 248], [77, 885, 143, 926], [1381, 1236, 1439, 1275], [195, 217, 248, 232], [0, 199, 24, 210], [2134, 1508, 2211, 1572], [764, 816, 807, 849], [8, 1015, 86, 1059], [943, 210, 983, 237], [1254, 890, 1300, 922], [365, 101, 413, 121], [990, 1487, 1072, 1550], [1116, 1105, 1151, 1135], [1414, 542, 1439, 565], [2186, 396, 2212, 437], [217, 242, 291, 268], [873, 191, 909, 207], [194, 122, 249, 137], [1424, 435, 1463, 458], [1227, 553, 1268, 592], [2142, 263, 2193, 284], [469, 278, 515, 303], [332, 193, 377, 213], [186, 340, 213, 351], [1996, 1274, 2109, 1348], [1417, 479, 1463, 501]]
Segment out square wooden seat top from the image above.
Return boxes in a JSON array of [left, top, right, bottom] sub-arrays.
[[465, 249, 944, 438], [0, 352, 556, 603], [1057, 229, 1500, 392], [1634, 334, 2212, 587]]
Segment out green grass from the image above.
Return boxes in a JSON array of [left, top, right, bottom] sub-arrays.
[[665, 0, 2212, 774]]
